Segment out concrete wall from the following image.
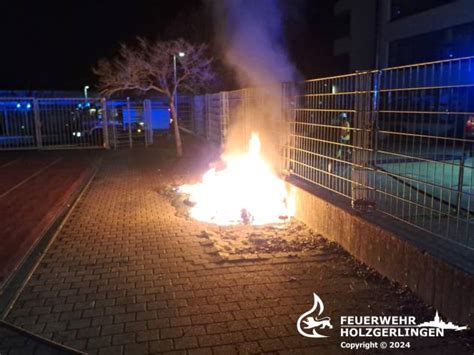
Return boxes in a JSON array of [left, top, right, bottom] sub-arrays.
[[288, 181, 474, 328], [378, 0, 474, 67], [334, 0, 377, 71], [334, 0, 474, 70]]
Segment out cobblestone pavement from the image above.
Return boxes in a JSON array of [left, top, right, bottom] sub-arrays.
[[4, 141, 473, 354]]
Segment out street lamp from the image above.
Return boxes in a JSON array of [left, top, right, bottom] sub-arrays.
[[84, 85, 90, 102], [173, 52, 185, 124]]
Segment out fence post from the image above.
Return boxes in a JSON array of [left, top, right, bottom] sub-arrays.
[[193, 95, 202, 137], [127, 97, 133, 148], [205, 94, 211, 141], [190, 96, 195, 135], [143, 99, 149, 147], [242, 89, 250, 146], [371, 71, 382, 204], [351, 72, 373, 210], [281, 82, 293, 175], [101, 98, 110, 149], [143, 99, 153, 147], [220, 92, 229, 146], [33, 98, 42, 149]]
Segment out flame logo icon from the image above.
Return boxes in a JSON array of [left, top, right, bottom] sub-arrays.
[[297, 293, 333, 338]]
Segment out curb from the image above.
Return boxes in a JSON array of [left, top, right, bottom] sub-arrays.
[[0, 320, 86, 354]]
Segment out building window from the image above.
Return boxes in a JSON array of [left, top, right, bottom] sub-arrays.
[[391, 0, 455, 21], [389, 21, 474, 66]]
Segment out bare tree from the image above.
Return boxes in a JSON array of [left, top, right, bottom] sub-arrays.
[[94, 38, 214, 157]]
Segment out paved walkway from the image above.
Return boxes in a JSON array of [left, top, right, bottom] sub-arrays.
[[3, 140, 473, 354]]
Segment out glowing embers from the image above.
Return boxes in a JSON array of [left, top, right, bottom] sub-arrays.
[[179, 132, 294, 225]]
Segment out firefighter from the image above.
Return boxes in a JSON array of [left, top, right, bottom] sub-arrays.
[[336, 112, 351, 160]]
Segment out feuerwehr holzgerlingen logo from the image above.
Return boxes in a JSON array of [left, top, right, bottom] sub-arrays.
[[297, 292, 468, 345], [297, 293, 333, 338]]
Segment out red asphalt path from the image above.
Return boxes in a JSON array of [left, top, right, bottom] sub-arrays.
[[0, 153, 95, 287]]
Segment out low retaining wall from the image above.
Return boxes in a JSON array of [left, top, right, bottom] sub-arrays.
[[288, 181, 474, 328]]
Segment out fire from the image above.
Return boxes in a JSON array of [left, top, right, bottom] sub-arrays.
[[179, 132, 294, 225]]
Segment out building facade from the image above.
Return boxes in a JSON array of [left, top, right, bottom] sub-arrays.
[[333, 0, 474, 71]]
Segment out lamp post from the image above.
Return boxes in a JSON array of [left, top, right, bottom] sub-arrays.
[[84, 85, 90, 102], [172, 52, 185, 123]]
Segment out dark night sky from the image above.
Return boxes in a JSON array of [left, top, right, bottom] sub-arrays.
[[0, 0, 340, 91]]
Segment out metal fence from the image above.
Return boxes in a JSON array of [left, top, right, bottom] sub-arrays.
[[192, 93, 227, 145], [193, 87, 286, 169], [176, 95, 195, 133], [190, 56, 474, 267], [0, 98, 105, 149], [289, 57, 474, 264], [0, 97, 176, 150]]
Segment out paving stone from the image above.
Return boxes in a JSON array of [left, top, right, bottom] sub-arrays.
[[124, 342, 149, 354], [136, 329, 160, 342], [112, 332, 136, 346], [174, 336, 199, 350], [149, 339, 174, 353], [92, 315, 114, 326], [98, 345, 124, 355], [101, 323, 124, 336], [87, 335, 112, 350], [197, 334, 224, 347], [67, 318, 91, 330], [259, 338, 286, 352], [148, 318, 170, 330], [114, 312, 136, 324], [160, 327, 184, 339], [77, 326, 101, 339], [169, 316, 192, 327], [187, 348, 213, 355], [211, 344, 239, 355]]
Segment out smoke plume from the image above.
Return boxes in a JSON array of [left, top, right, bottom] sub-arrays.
[[212, 0, 298, 168], [213, 0, 297, 86]]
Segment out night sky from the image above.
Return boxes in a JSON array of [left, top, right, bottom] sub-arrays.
[[0, 0, 340, 91]]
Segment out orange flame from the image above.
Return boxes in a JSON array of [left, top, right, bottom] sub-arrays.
[[179, 132, 294, 225]]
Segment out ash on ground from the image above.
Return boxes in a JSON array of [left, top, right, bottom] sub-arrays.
[[159, 184, 195, 219], [200, 221, 341, 256], [161, 184, 343, 257]]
